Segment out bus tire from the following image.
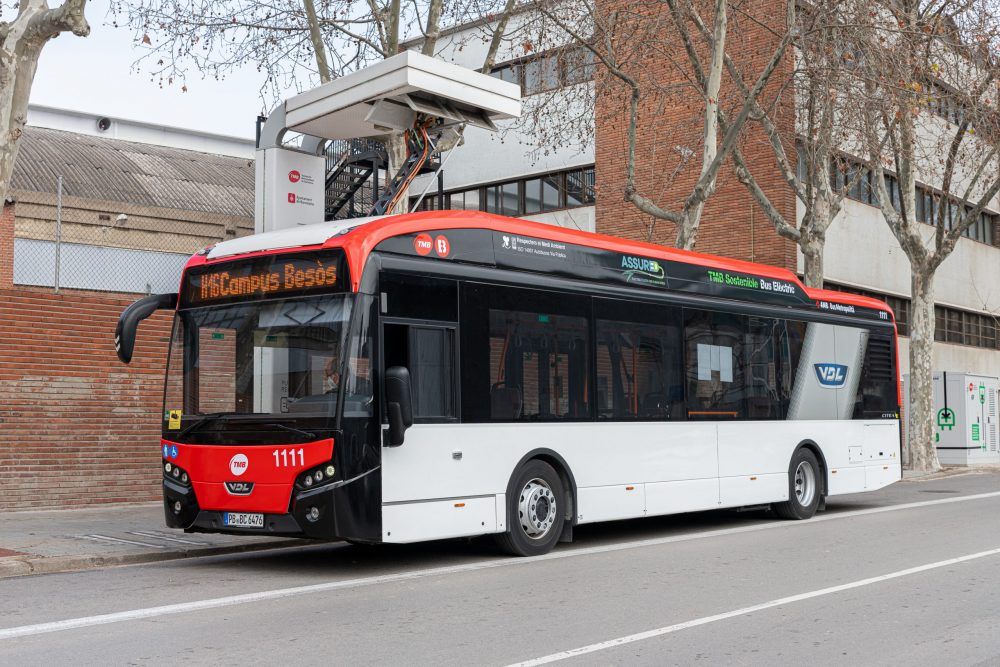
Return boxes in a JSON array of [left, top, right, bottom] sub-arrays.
[[495, 460, 565, 557], [773, 448, 822, 520]]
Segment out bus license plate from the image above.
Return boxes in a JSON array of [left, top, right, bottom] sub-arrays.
[[223, 512, 264, 528]]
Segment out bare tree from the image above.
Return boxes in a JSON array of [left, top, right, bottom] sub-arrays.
[[113, 0, 520, 196], [711, 2, 875, 288], [0, 0, 91, 207], [531, 0, 795, 249], [853, 0, 1000, 471]]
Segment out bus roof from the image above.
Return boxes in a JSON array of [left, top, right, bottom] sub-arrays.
[[191, 210, 894, 318]]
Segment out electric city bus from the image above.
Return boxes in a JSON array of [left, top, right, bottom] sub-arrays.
[[116, 211, 902, 556]]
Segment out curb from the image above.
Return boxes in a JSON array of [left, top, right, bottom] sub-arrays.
[[0, 538, 321, 580], [901, 466, 998, 482]]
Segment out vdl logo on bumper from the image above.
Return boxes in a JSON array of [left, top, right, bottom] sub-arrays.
[[814, 363, 848, 388], [225, 481, 254, 495]]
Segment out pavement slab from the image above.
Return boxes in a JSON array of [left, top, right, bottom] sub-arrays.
[[0, 502, 315, 579]]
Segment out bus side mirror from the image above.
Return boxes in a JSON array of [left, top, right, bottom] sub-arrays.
[[384, 366, 413, 447], [115, 293, 177, 364]]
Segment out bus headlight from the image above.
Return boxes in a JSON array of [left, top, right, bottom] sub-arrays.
[[163, 461, 191, 487], [296, 461, 336, 490]]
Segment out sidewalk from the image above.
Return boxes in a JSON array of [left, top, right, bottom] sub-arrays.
[[902, 464, 1000, 481], [0, 503, 313, 579]]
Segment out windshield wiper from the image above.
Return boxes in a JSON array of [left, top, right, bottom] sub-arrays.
[[260, 421, 317, 440], [176, 412, 239, 438]]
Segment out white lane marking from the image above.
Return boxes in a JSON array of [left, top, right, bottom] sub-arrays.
[[127, 531, 209, 546], [3, 489, 999, 642], [511, 545, 1000, 666], [76, 535, 166, 550]]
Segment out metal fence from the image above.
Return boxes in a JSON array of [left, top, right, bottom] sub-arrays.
[[12, 174, 254, 295]]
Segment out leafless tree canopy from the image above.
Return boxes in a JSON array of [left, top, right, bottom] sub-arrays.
[[110, 0, 516, 104]]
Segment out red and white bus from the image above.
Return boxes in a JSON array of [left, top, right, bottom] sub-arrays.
[[116, 211, 902, 556]]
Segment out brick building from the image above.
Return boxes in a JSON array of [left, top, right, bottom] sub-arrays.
[[413, 6, 1000, 382], [0, 110, 254, 510]]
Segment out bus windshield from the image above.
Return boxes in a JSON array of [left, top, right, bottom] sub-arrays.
[[163, 293, 366, 442]]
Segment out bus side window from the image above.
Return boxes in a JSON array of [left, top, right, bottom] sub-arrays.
[[744, 317, 782, 420], [852, 330, 897, 418], [460, 283, 591, 422], [384, 324, 456, 422], [594, 299, 684, 421], [684, 310, 745, 419]]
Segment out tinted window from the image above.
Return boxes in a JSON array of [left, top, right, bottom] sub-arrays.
[[853, 331, 898, 418], [745, 317, 784, 419], [380, 273, 457, 321], [684, 310, 745, 419], [461, 284, 590, 422], [595, 299, 684, 420], [384, 323, 456, 422], [411, 328, 456, 419]]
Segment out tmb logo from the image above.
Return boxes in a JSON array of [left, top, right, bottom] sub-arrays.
[[288, 170, 301, 183], [413, 233, 434, 256], [229, 453, 249, 476], [814, 363, 848, 388]]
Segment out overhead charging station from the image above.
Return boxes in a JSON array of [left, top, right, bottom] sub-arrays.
[[255, 51, 522, 234]]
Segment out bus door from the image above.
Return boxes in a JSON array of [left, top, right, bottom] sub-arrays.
[[378, 274, 463, 504]]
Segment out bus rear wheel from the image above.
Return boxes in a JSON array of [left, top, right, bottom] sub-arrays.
[[773, 448, 822, 520], [495, 460, 565, 557]]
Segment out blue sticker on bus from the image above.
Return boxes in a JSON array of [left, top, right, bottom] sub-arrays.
[[170, 445, 179, 459], [814, 364, 848, 388], [163, 445, 169, 458]]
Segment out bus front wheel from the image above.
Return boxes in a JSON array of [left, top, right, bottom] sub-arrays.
[[773, 448, 822, 520], [495, 460, 565, 557]]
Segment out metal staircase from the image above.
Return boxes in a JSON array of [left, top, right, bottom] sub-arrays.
[[324, 139, 387, 220]]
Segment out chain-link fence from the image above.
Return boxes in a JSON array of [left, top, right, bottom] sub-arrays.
[[10, 126, 254, 295]]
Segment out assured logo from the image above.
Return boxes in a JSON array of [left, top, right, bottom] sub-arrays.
[[229, 453, 249, 476], [225, 481, 254, 495], [814, 363, 848, 388], [620, 255, 666, 285]]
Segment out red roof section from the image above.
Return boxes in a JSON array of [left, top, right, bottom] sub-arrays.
[[333, 210, 807, 288], [184, 210, 895, 318]]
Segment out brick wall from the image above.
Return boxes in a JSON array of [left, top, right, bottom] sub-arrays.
[[0, 287, 172, 510], [1, 202, 13, 290], [594, 0, 797, 271]]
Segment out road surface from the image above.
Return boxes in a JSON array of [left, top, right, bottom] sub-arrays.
[[2, 470, 1000, 665]]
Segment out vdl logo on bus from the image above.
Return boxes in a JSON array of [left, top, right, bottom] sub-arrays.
[[814, 363, 848, 388]]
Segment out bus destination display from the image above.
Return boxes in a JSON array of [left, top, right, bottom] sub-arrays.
[[182, 251, 347, 307]]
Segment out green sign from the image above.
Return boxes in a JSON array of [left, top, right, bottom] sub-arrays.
[[972, 423, 981, 441], [979, 383, 986, 404], [937, 408, 956, 431]]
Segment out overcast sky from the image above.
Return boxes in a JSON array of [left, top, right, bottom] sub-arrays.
[[29, 0, 289, 139]]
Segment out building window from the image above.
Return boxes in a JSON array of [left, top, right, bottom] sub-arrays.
[[829, 152, 999, 248], [408, 166, 596, 218], [490, 47, 596, 97], [827, 283, 1000, 350]]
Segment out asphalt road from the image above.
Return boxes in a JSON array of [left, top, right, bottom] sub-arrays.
[[2, 471, 1000, 665]]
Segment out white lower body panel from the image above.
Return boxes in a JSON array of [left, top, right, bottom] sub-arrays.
[[380, 419, 900, 543]]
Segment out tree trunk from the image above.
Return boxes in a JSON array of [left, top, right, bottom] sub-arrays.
[[0, 1, 90, 207], [907, 271, 942, 472], [800, 229, 825, 288], [675, 205, 702, 250], [0, 21, 45, 208]]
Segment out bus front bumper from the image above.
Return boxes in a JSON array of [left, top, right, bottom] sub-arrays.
[[164, 477, 341, 539]]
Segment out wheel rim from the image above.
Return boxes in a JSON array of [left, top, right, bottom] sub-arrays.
[[794, 460, 816, 507], [518, 478, 557, 540]]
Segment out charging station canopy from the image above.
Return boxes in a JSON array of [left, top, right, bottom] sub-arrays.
[[284, 50, 521, 139]]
